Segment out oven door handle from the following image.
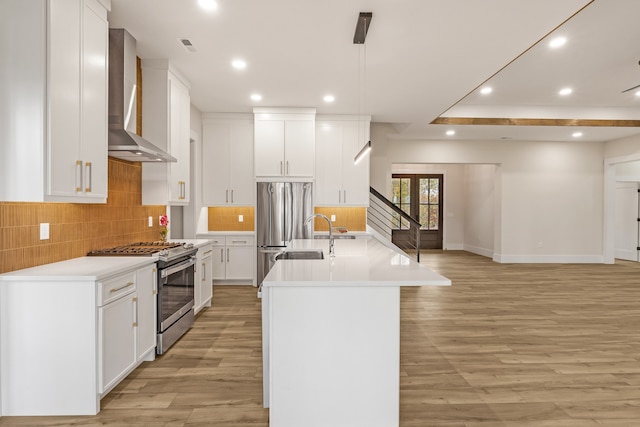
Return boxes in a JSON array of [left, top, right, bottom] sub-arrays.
[[161, 256, 196, 278]]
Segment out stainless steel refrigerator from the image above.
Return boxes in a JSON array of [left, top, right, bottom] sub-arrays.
[[256, 181, 313, 285]]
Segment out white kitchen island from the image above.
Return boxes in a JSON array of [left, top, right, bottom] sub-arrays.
[[261, 236, 451, 427]]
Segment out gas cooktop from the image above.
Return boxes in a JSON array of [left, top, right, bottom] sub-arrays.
[[87, 241, 195, 260]]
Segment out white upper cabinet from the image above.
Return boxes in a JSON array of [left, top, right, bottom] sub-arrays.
[[315, 116, 371, 206], [141, 60, 191, 206], [0, 0, 109, 203], [202, 114, 255, 206], [254, 108, 315, 178]]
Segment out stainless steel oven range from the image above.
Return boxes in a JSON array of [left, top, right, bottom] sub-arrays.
[[88, 241, 198, 354]]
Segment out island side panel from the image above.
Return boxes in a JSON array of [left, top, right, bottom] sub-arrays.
[[0, 280, 98, 415], [269, 285, 400, 427]]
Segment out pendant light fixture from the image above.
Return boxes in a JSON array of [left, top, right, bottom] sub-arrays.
[[353, 12, 373, 165]]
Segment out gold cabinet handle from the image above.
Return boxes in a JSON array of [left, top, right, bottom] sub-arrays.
[[110, 281, 134, 293], [85, 162, 92, 192], [75, 160, 83, 192]]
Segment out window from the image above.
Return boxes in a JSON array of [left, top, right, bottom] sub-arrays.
[[391, 174, 441, 230]]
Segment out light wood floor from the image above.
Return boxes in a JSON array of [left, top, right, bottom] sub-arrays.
[[1, 251, 639, 426]]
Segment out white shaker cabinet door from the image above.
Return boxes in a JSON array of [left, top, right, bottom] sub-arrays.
[[226, 246, 254, 280], [136, 265, 157, 361], [100, 294, 137, 394], [254, 120, 285, 177], [340, 121, 370, 206], [284, 120, 315, 177], [169, 74, 190, 204], [212, 246, 226, 280], [315, 123, 343, 205], [202, 121, 231, 205], [80, 0, 108, 200], [200, 247, 214, 308], [229, 120, 255, 205], [48, 0, 81, 198]]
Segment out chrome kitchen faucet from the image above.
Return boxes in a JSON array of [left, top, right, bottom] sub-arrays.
[[304, 214, 335, 257]]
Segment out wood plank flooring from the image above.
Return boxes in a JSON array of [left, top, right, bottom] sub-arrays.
[[1, 251, 639, 426]]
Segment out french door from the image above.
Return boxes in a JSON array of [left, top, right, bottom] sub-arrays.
[[391, 174, 443, 249]]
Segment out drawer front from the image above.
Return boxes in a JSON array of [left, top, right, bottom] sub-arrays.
[[207, 238, 225, 246], [200, 245, 214, 259], [225, 236, 254, 247], [99, 272, 136, 306]]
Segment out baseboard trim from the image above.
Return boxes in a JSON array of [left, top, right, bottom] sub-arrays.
[[463, 244, 493, 259], [492, 254, 605, 264]]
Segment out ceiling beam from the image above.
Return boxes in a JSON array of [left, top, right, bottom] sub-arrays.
[[431, 117, 640, 127]]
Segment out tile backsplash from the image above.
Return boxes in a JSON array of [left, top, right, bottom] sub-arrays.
[[208, 206, 255, 231], [0, 158, 166, 274], [313, 207, 367, 232]]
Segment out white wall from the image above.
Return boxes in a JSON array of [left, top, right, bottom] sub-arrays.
[[616, 160, 640, 181], [463, 164, 495, 257], [184, 104, 204, 238], [604, 133, 640, 159], [371, 123, 605, 262]]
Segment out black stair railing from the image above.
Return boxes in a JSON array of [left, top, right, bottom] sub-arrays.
[[367, 186, 421, 262]]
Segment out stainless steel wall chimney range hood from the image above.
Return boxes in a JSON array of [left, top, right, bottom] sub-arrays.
[[108, 29, 176, 162]]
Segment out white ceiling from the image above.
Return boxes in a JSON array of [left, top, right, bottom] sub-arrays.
[[108, 0, 640, 143]]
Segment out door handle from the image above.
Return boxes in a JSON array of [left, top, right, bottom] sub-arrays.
[[231, 189, 234, 203], [226, 189, 229, 203], [227, 248, 230, 262], [280, 161, 283, 175]]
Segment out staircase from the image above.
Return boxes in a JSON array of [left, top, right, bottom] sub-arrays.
[[367, 186, 422, 262]]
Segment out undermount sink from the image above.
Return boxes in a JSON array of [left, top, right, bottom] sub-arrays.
[[275, 250, 324, 260], [314, 234, 355, 240]]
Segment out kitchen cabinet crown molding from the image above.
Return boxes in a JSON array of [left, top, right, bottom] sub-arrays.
[[316, 114, 371, 122], [202, 112, 253, 121], [254, 107, 316, 121], [140, 58, 191, 90]]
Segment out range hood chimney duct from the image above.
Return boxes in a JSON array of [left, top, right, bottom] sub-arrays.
[[108, 29, 176, 162]]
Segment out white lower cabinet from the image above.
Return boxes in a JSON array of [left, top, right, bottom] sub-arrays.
[[99, 287, 137, 394], [98, 265, 156, 395], [136, 265, 157, 360], [195, 244, 214, 313], [206, 235, 255, 283], [0, 259, 157, 416]]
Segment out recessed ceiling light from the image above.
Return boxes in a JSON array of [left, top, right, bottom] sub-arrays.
[[635, 90, 640, 97], [250, 93, 262, 101], [198, 0, 218, 11], [323, 94, 335, 103], [446, 130, 455, 136], [572, 131, 583, 138], [549, 36, 567, 48], [559, 87, 572, 96], [480, 87, 492, 95], [231, 59, 247, 70]]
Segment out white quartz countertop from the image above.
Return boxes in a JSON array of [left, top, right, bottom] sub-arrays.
[[1, 240, 214, 282], [263, 237, 451, 287], [196, 232, 255, 237], [0, 257, 156, 282]]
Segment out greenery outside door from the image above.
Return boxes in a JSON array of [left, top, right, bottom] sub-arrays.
[[391, 174, 443, 249]]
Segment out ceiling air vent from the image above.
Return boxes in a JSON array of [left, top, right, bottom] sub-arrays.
[[179, 38, 196, 53]]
